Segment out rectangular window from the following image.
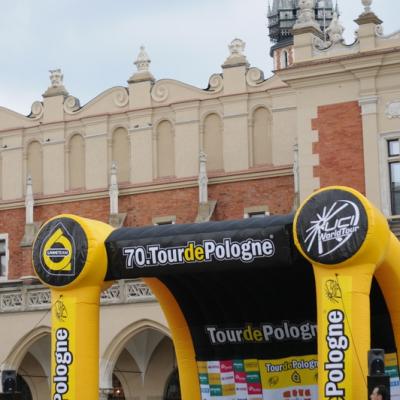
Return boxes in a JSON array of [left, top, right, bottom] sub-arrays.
[[0, 235, 8, 279], [152, 216, 176, 226], [248, 211, 268, 218], [388, 139, 400, 215], [390, 162, 400, 215], [388, 139, 400, 157], [244, 206, 270, 219]]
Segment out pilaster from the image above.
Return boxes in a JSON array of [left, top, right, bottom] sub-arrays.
[[359, 95, 381, 208]]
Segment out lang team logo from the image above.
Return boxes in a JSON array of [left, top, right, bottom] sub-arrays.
[[303, 200, 360, 258], [33, 217, 88, 286], [41, 222, 75, 276]]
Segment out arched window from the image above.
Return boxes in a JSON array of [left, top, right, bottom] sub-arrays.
[[112, 128, 130, 183], [69, 134, 85, 190], [163, 369, 180, 400], [252, 107, 272, 166], [280, 49, 289, 68], [27, 141, 43, 194], [203, 114, 223, 172], [157, 120, 175, 178]]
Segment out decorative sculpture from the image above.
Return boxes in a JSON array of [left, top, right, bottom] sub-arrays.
[[228, 38, 246, 57], [49, 69, 64, 88], [326, 12, 344, 44], [134, 46, 151, 72], [361, 0, 373, 13]]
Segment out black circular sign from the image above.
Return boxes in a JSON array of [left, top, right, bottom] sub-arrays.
[[33, 217, 88, 286], [295, 189, 368, 265]]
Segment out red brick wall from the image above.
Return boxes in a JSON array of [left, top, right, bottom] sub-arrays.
[[0, 176, 294, 279], [312, 101, 365, 193]]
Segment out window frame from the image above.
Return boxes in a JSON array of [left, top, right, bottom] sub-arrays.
[[152, 215, 176, 226], [379, 133, 400, 217], [243, 206, 270, 219], [0, 233, 9, 281]]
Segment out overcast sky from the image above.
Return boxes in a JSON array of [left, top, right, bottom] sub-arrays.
[[0, 0, 398, 115]]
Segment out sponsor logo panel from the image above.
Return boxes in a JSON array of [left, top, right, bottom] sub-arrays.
[[198, 357, 318, 399], [296, 189, 368, 265], [33, 217, 88, 286]]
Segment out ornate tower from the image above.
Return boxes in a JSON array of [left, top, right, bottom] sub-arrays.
[[268, 0, 338, 69]]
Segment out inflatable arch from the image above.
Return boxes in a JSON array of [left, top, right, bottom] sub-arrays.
[[31, 186, 400, 400]]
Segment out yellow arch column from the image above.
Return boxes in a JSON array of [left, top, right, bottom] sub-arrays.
[[32, 215, 113, 400], [294, 187, 390, 399], [144, 278, 201, 400], [375, 232, 400, 370]]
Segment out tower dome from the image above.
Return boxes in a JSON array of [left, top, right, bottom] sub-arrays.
[[268, 0, 338, 69]]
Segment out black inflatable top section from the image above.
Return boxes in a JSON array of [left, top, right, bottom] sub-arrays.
[[105, 214, 299, 280]]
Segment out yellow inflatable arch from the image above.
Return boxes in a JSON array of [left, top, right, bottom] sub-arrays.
[[31, 186, 400, 400]]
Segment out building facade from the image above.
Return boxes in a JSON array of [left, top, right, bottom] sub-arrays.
[[0, 1, 400, 399]]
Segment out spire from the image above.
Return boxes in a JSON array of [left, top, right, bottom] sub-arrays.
[[271, 0, 279, 13], [335, 0, 340, 15]]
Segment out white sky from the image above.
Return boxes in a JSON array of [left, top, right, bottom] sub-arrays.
[[0, 0, 398, 115]]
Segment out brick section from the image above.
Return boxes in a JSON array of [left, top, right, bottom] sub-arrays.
[[0, 176, 294, 279], [210, 176, 294, 220], [312, 101, 365, 193]]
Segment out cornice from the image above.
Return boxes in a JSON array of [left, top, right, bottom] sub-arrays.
[[271, 105, 297, 113], [85, 132, 108, 139], [171, 100, 201, 112], [277, 47, 400, 86], [220, 93, 249, 104], [175, 119, 200, 126], [0, 166, 293, 211]]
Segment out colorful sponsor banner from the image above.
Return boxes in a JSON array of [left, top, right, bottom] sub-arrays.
[[259, 355, 318, 399], [385, 353, 400, 398], [198, 356, 317, 400]]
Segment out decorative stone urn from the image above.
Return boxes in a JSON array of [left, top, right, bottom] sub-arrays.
[[361, 0, 373, 13]]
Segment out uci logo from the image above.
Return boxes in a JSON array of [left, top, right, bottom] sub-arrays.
[[304, 200, 360, 258], [296, 189, 368, 265], [42, 226, 73, 273]]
